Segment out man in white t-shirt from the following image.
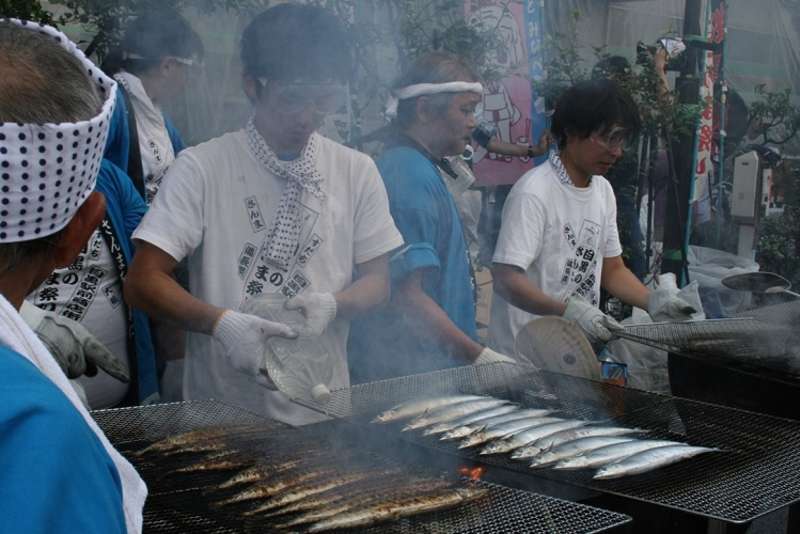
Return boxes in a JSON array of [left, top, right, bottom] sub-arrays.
[[489, 79, 695, 357], [124, 4, 402, 425]]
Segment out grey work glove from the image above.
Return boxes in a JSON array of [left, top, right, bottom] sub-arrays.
[[474, 347, 516, 365], [19, 301, 130, 382], [284, 292, 337, 337], [562, 296, 622, 345], [212, 309, 296, 385], [647, 273, 697, 322]]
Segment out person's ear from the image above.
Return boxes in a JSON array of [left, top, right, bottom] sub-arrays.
[[159, 57, 176, 79], [52, 192, 106, 269], [243, 75, 262, 104], [563, 128, 581, 147], [414, 96, 436, 125]]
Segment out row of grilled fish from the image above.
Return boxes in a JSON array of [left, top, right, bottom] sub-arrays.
[[212, 461, 487, 531], [131, 425, 488, 531], [373, 394, 718, 480]]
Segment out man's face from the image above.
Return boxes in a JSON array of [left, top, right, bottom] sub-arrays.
[[251, 79, 346, 155], [566, 125, 627, 177], [430, 92, 482, 157]]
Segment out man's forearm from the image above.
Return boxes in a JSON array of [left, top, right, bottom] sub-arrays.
[[125, 268, 224, 336], [334, 272, 388, 319], [334, 253, 391, 319], [601, 259, 650, 310], [492, 264, 567, 316], [486, 139, 529, 158], [397, 289, 483, 363]]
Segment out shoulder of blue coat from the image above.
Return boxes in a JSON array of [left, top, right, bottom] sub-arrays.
[[96, 159, 128, 192], [377, 146, 440, 186], [0, 347, 85, 425]]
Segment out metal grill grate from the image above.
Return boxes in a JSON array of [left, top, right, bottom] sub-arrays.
[[298, 362, 800, 524], [617, 318, 797, 363], [93, 400, 631, 533], [92, 400, 284, 446]]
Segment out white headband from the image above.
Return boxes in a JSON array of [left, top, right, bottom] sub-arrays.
[[122, 51, 202, 67], [385, 81, 484, 119], [0, 18, 117, 244]]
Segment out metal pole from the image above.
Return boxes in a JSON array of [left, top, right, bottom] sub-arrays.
[[715, 1, 729, 248], [662, 0, 703, 279], [645, 134, 655, 277]]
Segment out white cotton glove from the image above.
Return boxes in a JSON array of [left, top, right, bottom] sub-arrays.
[[212, 309, 296, 383], [20, 301, 130, 382], [474, 347, 516, 365], [562, 296, 622, 345], [647, 273, 698, 322], [284, 292, 337, 337]]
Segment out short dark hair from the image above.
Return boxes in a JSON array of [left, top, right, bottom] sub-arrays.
[[393, 51, 480, 129], [241, 4, 352, 83], [0, 20, 101, 124], [591, 55, 632, 81], [550, 79, 641, 149], [103, 8, 204, 76]]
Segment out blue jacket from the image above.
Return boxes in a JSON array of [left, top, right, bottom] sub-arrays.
[[96, 87, 185, 403], [0, 347, 126, 532], [105, 87, 185, 172], [94, 160, 159, 403], [348, 145, 477, 383]]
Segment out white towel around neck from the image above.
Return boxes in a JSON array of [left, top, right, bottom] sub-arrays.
[[0, 294, 147, 533]]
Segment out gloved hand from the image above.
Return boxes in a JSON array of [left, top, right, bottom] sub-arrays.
[[647, 273, 697, 321], [20, 301, 130, 382], [212, 309, 296, 382], [284, 292, 337, 337], [474, 347, 516, 365], [562, 296, 622, 345]]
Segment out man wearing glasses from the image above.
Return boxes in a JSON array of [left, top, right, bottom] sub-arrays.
[[124, 4, 402, 424], [489, 79, 695, 356]]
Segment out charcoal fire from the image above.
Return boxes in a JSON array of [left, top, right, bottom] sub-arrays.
[[458, 465, 487, 482]]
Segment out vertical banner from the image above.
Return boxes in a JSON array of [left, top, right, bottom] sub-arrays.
[[690, 0, 725, 226], [524, 0, 548, 168], [465, 1, 538, 186]]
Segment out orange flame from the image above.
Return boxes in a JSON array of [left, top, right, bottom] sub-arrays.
[[458, 465, 486, 482]]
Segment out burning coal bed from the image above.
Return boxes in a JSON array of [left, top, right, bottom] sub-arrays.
[[131, 423, 488, 532], [373, 394, 719, 480]]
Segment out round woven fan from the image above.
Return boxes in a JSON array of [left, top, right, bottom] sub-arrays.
[[514, 317, 602, 380]]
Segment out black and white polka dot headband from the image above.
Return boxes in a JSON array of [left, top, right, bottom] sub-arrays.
[[0, 18, 117, 244]]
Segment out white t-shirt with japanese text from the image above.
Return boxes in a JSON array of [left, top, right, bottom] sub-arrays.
[[488, 160, 622, 356], [28, 230, 130, 409], [132, 128, 403, 425]]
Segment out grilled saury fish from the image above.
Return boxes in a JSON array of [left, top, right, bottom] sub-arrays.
[[134, 424, 264, 456], [422, 405, 522, 436], [554, 439, 684, 470], [459, 416, 565, 449], [483, 419, 587, 456], [403, 398, 510, 431], [441, 409, 558, 441], [513, 425, 641, 458], [593, 445, 717, 480], [305, 487, 488, 532], [529, 436, 637, 468], [372, 395, 488, 423]]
